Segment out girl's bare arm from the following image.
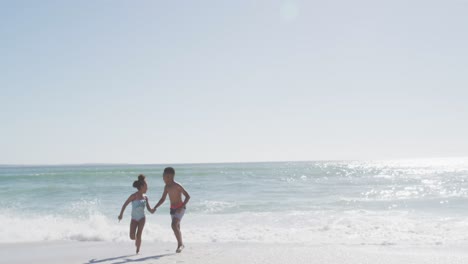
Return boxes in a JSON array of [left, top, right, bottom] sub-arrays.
[[118, 194, 134, 220], [145, 196, 154, 213]]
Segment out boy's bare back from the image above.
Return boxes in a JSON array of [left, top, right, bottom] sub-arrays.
[[166, 182, 185, 206]]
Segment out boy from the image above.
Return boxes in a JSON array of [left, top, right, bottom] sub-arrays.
[[153, 167, 190, 253]]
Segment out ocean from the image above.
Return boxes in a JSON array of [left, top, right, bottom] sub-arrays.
[[1, 158, 468, 246]]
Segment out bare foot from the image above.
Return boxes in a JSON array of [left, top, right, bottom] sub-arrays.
[[136, 239, 141, 254], [176, 244, 185, 253]]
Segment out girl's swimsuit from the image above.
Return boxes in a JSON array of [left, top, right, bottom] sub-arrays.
[[131, 196, 147, 222]]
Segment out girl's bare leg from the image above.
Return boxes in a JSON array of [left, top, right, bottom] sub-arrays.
[[129, 220, 138, 241], [135, 217, 146, 254]]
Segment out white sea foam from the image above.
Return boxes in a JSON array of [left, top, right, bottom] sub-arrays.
[[2, 209, 468, 246]]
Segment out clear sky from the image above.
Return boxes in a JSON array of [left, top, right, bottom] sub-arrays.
[[1, 0, 467, 164]]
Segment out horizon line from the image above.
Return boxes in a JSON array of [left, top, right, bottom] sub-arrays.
[[1, 156, 467, 167]]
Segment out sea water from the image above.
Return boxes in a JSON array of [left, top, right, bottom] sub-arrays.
[[1, 158, 468, 246]]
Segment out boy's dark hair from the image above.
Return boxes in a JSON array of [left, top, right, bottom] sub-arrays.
[[164, 167, 175, 175], [133, 174, 146, 190]]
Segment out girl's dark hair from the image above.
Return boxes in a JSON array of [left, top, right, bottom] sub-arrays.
[[133, 174, 146, 190]]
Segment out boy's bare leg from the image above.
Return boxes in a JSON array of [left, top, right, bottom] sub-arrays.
[[171, 218, 184, 252], [176, 222, 184, 252], [136, 218, 146, 254]]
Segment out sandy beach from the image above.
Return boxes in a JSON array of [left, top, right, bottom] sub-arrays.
[[2, 241, 468, 264]]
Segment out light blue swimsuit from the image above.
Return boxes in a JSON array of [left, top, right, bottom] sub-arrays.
[[131, 196, 147, 222]]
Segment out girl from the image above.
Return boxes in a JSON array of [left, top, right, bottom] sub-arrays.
[[118, 174, 155, 253]]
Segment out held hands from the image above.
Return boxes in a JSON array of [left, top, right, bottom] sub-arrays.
[[150, 207, 157, 214]]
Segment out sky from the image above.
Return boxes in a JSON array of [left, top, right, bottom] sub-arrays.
[[1, 0, 467, 164]]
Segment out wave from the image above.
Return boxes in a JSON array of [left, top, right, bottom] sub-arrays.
[[3, 209, 468, 246]]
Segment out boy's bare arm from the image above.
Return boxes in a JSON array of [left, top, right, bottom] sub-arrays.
[[180, 185, 190, 206], [153, 187, 168, 210]]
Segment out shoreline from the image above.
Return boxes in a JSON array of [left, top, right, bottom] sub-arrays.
[[1, 241, 468, 264]]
